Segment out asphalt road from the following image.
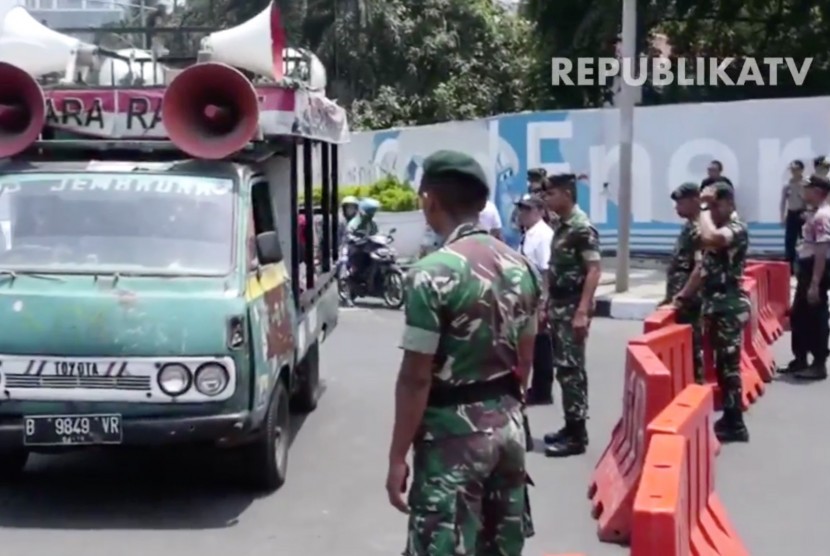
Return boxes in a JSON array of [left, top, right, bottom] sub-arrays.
[[0, 308, 813, 556]]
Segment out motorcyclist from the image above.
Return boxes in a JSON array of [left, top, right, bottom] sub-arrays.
[[341, 197, 381, 306], [338, 195, 360, 246], [347, 197, 380, 237]]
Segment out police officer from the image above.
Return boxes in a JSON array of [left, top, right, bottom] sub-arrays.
[[386, 150, 541, 554], [541, 173, 602, 457], [697, 182, 751, 443], [664, 182, 704, 383], [512, 168, 549, 234], [782, 175, 830, 380]]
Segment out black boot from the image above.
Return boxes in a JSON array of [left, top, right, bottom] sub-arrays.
[[545, 420, 588, 457], [714, 408, 749, 443], [543, 423, 589, 446], [793, 362, 828, 381], [779, 358, 808, 375]]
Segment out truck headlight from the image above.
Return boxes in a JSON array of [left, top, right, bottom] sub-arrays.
[[194, 363, 229, 396], [158, 363, 191, 396]]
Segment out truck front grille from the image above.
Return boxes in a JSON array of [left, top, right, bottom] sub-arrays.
[[3, 375, 151, 391]]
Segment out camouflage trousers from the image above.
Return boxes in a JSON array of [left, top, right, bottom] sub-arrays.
[[550, 316, 588, 421], [675, 301, 704, 383], [405, 412, 528, 555], [704, 312, 745, 411]]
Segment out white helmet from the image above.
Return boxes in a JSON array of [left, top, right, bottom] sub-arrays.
[[341, 195, 359, 206]]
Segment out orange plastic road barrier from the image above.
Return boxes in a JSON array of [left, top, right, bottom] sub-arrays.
[[758, 260, 791, 332], [632, 385, 748, 556], [642, 305, 676, 333], [742, 277, 776, 382], [588, 342, 674, 543], [631, 322, 721, 458], [745, 263, 784, 343]]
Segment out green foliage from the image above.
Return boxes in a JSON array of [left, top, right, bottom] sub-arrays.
[[161, 0, 830, 125], [300, 175, 418, 212]]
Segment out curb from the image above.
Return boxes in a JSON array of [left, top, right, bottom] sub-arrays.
[[595, 296, 660, 320]]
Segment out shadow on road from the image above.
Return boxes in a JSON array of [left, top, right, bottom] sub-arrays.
[[0, 403, 314, 531]]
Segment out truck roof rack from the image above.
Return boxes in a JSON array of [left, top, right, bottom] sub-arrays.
[[0, 4, 349, 161]]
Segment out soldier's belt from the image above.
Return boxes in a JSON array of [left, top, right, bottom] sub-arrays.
[[427, 374, 521, 407]]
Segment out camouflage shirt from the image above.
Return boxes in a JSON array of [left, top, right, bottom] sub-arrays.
[[400, 223, 542, 440], [665, 220, 701, 301], [548, 206, 600, 318], [700, 214, 750, 315]]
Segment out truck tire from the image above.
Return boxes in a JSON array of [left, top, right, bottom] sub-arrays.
[[290, 342, 320, 413], [244, 379, 290, 492], [0, 450, 28, 479]]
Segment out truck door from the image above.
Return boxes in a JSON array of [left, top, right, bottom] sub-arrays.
[[248, 178, 297, 411]]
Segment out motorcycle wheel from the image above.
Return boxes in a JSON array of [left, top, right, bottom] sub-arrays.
[[382, 268, 406, 309]]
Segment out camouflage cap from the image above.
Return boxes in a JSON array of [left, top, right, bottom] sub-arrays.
[[806, 174, 830, 191], [670, 182, 700, 201], [527, 167, 547, 180], [421, 150, 489, 192], [515, 193, 545, 210]]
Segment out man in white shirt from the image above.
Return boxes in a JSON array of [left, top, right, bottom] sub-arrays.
[[478, 199, 503, 240], [516, 193, 556, 405]]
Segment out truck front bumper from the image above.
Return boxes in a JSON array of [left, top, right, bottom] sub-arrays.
[[0, 411, 260, 450]]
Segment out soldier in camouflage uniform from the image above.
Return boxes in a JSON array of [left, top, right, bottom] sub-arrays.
[[541, 174, 602, 457], [386, 150, 542, 555], [663, 182, 705, 383], [697, 182, 751, 443]]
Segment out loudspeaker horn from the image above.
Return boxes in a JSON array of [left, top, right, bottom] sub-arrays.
[[0, 62, 45, 158], [199, 1, 286, 80], [162, 62, 260, 160], [0, 7, 98, 79]]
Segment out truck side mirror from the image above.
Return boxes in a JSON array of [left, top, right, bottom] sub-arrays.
[[255, 231, 283, 265]]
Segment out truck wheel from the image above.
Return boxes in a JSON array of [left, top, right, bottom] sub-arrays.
[[244, 379, 290, 492], [290, 342, 319, 413], [0, 450, 28, 479]]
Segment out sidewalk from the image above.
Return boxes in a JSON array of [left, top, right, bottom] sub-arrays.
[[593, 258, 666, 320]]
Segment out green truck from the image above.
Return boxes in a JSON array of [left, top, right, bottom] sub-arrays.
[[0, 54, 347, 491]]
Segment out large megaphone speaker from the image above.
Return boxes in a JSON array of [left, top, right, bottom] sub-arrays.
[[163, 62, 260, 160], [0, 62, 45, 158], [200, 2, 286, 80], [0, 7, 97, 79]]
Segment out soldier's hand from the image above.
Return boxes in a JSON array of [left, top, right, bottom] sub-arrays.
[[386, 460, 410, 514], [572, 309, 590, 341]]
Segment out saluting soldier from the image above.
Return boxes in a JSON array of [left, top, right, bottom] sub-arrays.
[[782, 174, 830, 380], [696, 182, 751, 443], [541, 173, 602, 458], [664, 182, 704, 383], [386, 150, 541, 555]]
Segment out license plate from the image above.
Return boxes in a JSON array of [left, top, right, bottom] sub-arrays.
[[23, 414, 123, 446]]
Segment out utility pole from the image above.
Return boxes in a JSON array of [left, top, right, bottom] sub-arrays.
[[615, 0, 636, 292]]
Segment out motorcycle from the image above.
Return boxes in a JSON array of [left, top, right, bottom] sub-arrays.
[[338, 227, 406, 309]]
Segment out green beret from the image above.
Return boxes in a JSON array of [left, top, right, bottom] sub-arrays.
[[421, 150, 489, 192], [670, 182, 700, 201]]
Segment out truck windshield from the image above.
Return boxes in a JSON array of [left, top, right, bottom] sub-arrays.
[[0, 172, 235, 275]]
